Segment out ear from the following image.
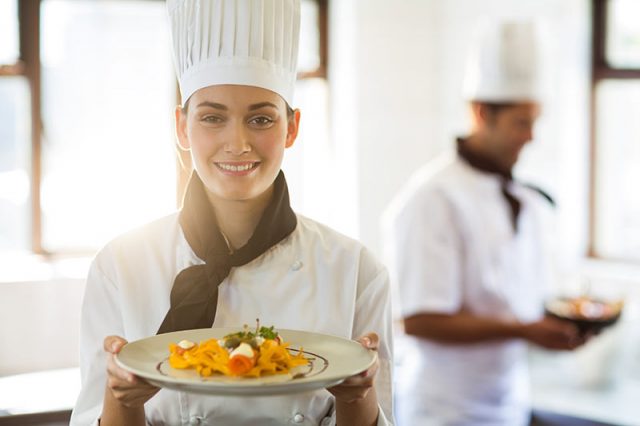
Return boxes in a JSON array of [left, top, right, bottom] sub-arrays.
[[285, 109, 301, 149], [174, 105, 191, 151], [471, 102, 495, 128]]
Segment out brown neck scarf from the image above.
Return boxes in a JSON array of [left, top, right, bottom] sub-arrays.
[[456, 137, 555, 232], [157, 170, 297, 334], [456, 137, 522, 232]]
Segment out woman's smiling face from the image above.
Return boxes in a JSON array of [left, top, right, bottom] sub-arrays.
[[176, 85, 299, 204]]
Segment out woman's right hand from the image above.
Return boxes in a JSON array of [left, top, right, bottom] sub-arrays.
[[104, 335, 160, 408]]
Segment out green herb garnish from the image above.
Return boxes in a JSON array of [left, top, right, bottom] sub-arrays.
[[222, 320, 280, 349], [258, 326, 278, 340]]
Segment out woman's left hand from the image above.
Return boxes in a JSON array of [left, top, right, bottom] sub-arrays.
[[327, 332, 379, 403]]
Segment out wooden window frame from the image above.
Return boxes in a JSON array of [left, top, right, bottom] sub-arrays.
[[589, 0, 640, 259]]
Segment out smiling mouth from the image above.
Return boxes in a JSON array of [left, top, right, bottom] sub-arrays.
[[215, 162, 260, 172]]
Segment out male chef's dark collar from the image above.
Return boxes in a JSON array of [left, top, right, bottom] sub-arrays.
[[456, 137, 555, 233], [456, 137, 555, 207], [456, 136, 512, 179]]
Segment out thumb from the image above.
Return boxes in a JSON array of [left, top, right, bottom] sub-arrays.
[[104, 335, 128, 354], [357, 333, 379, 350]]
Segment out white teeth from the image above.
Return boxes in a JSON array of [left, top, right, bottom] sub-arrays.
[[218, 163, 255, 172]]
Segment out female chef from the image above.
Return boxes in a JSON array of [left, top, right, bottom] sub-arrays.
[[70, 1, 393, 425]]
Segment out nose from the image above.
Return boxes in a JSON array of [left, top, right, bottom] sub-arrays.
[[224, 123, 251, 155], [521, 124, 534, 144]]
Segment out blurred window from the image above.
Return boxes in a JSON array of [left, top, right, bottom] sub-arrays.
[[594, 81, 640, 260], [606, 0, 640, 68], [298, 0, 322, 74], [0, 78, 31, 252], [283, 0, 330, 221], [0, 0, 19, 64], [40, 0, 176, 252], [591, 0, 640, 261], [2, 0, 329, 257]]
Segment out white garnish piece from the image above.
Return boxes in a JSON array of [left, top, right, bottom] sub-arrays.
[[177, 339, 195, 350], [230, 342, 254, 359]]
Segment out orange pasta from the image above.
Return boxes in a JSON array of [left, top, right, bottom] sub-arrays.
[[168, 325, 309, 378]]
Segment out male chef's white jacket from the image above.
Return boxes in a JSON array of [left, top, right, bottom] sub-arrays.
[[384, 152, 554, 426], [71, 214, 394, 426]]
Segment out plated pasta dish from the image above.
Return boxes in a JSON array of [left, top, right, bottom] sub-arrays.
[[168, 323, 309, 378]]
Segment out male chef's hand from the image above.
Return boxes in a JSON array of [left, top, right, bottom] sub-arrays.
[[521, 316, 586, 350], [326, 333, 379, 403], [104, 335, 160, 407]]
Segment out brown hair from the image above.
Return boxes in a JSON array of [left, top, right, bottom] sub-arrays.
[[476, 102, 519, 116]]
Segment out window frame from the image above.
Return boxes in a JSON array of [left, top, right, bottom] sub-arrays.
[[589, 0, 640, 260]]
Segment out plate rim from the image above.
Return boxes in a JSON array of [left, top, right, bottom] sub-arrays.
[[114, 327, 377, 395]]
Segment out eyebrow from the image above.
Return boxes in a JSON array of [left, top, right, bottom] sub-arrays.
[[248, 102, 278, 111], [195, 101, 278, 112], [196, 101, 227, 110]]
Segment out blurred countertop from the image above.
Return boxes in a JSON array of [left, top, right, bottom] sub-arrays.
[[530, 305, 640, 426]]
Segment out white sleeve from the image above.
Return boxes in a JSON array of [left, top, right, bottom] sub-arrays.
[[352, 249, 395, 425], [386, 189, 463, 318], [70, 250, 125, 426]]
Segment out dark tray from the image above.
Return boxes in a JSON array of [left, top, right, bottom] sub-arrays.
[[544, 299, 622, 336]]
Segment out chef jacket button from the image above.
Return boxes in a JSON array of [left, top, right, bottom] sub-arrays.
[[189, 416, 202, 425], [320, 416, 332, 426], [291, 260, 303, 271], [293, 413, 305, 423]]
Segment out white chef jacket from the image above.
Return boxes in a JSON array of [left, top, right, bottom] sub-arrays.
[[71, 213, 394, 426], [384, 151, 554, 426]]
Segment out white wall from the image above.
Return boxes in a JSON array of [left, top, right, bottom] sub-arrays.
[[330, 0, 592, 274]]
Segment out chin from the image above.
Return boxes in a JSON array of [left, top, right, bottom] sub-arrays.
[[217, 189, 261, 202]]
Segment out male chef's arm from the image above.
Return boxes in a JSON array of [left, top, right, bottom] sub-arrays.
[[404, 312, 583, 350], [389, 189, 582, 351]]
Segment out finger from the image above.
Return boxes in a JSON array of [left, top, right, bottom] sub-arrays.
[[106, 356, 136, 384], [107, 366, 136, 386], [356, 332, 379, 350], [566, 323, 582, 337], [128, 390, 160, 407], [109, 376, 158, 396], [359, 358, 379, 378], [104, 335, 128, 354], [342, 362, 379, 385], [111, 388, 152, 407]]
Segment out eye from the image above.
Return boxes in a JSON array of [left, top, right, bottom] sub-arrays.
[[201, 115, 224, 124], [248, 115, 275, 127]]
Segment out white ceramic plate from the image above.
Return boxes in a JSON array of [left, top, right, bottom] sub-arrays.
[[115, 328, 376, 396]]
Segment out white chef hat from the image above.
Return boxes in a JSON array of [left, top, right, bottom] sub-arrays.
[[167, 0, 300, 106], [463, 18, 546, 103]]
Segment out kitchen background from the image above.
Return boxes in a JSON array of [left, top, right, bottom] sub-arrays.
[[1, 0, 639, 424]]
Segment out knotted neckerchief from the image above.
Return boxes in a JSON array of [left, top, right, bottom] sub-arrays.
[[456, 137, 555, 232], [157, 170, 297, 334], [456, 137, 522, 232]]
